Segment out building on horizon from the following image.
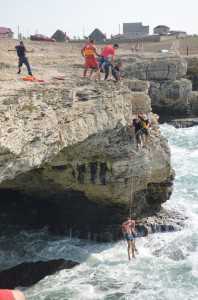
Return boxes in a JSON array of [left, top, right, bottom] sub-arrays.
[[88, 28, 106, 42], [0, 27, 13, 38], [123, 22, 149, 39], [154, 25, 170, 35], [52, 30, 70, 42]]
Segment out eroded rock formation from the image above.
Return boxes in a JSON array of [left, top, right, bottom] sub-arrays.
[[0, 76, 174, 239], [0, 259, 79, 288], [123, 54, 198, 122]]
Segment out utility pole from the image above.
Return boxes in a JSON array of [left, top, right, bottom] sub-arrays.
[[17, 25, 20, 40]]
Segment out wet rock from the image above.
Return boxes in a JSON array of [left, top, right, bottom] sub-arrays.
[[0, 259, 79, 289], [149, 79, 192, 117], [170, 117, 198, 128]]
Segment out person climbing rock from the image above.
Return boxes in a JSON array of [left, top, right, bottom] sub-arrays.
[[138, 113, 150, 145], [0, 289, 26, 300], [15, 41, 33, 76], [121, 217, 138, 260], [100, 44, 119, 80], [132, 117, 143, 149], [81, 39, 100, 80]]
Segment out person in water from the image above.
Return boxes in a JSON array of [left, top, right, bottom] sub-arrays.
[[121, 217, 138, 260], [0, 289, 26, 300], [15, 41, 33, 76]]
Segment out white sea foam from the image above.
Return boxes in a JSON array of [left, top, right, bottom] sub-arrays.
[[1, 124, 198, 299]]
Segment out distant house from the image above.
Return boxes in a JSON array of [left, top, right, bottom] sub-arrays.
[[169, 31, 187, 38], [154, 25, 170, 35], [123, 23, 149, 39], [0, 27, 13, 38], [52, 30, 70, 42], [89, 28, 106, 42]]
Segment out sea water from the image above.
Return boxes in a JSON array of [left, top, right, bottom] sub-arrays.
[[0, 124, 198, 300]]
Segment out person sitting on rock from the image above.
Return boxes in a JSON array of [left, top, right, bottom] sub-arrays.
[[0, 289, 26, 300], [121, 217, 138, 260]]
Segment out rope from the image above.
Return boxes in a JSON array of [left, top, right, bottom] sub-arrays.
[[129, 174, 134, 219]]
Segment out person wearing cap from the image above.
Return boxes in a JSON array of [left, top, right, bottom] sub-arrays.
[[121, 217, 138, 260]]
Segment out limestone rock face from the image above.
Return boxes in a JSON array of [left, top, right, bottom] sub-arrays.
[[149, 79, 192, 117], [0, 78, 173, 237], [189, 91, 198, 115], [124, 55, 187, 81], [123, 54, 198, 120]]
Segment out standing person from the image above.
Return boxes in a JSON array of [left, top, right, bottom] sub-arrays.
[[121, 217, 138, 261], [100, 44, 119, 80], [81, 39, 100, 80], [15, 41, 33, 76], [0, 289, 26, 300]]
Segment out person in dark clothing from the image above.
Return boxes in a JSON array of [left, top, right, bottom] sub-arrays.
[[15, 41, 33, 76], [112, 61, 122, 81], [132, 118, 142, 149], [138, 113, 150, 144]]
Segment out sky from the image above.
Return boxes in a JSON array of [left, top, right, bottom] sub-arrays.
[[0, 0, 197, 38]]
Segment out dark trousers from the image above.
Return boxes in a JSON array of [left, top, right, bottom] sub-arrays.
[[99, 57, 112, 80], [112, 68, 119, 81], [18, 57, 32, 75], [104, 62, 111, 80]]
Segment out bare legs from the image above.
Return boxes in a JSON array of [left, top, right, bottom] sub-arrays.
[[127, 240, 136, 260], [83, 67, 100, 80]]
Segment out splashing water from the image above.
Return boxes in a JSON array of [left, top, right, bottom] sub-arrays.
[[1, 125, 198, 300]]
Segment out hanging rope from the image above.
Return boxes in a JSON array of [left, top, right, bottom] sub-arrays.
[[129, 174, 134, 219]]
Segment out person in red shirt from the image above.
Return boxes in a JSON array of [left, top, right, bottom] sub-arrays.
[[100, 44, 119, 80], [81, 39, 100, 80], [0, 289, 26, 300], [121, 217, 138, 260]]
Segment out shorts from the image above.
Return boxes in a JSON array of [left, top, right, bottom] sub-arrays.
[[124, 233, 135, 241], [85, 56, 98, 69]]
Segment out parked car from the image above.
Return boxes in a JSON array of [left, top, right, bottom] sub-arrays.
[[30, 34, 55, 42]]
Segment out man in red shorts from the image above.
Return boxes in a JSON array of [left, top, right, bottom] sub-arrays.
[[81, 39, 100, 80], [0, 289, 26, 300]]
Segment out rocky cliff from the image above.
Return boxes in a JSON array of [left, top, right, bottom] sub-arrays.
[[123, 53, 198, 122], [0, 76, 173, 240], [0, 41, 175, 240]]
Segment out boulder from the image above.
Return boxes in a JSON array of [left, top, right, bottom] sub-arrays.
[[124, 56, 187, 81], [0, 259, 79, 289], [149, 79, 192, 117]]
